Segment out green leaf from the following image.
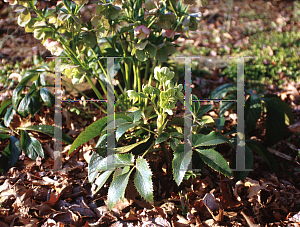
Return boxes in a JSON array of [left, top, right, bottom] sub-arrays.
[[170, 137, 180, 151], [0, 136, 21, 172], [219, 101, 234, 117], [88, 152, 104, 183], [115, 136, 150, 153], [25, 18, 38, 33], [172, 144, 193, 186], [83, 33, 97, 48], [17, 90, 42, 117], [18, 9, 31, 27], [17, 125, 73, 144], [156, 46, 168, 62], [245, 94, 261, 134], [0, 124, 9, 133], [214, 117, 225, 132], [127, 109, 142, 122], [96, 154, 135, 172], [33, 29, 45, 40], [262, 94, 294, 125], [170, 132, 184, 139], [58, 12, 71, 21], [135, 49, 147, 62], [246, 140, 278, 174], [94, 170, 114, 193], [68, 117, 107, 155], [0, 99, 12, 116], [107, 170, 132, 210], [12, 85, 26, 110], [193, 131, 230, 147], [135, 41, 148, 50], [155, 132, 169, 145], [4, 106, 14, 127], [40, 88, 55, 106], [146, 44, 156, 59], [196, 148, 231, 178], [20, 130, 29, 151], [134, 157, 154, 204], [95, 134, 107, 148], [167, 117, 184, 126], [23, 135, 44, 161], [209, 83, 236, 99], [261, 97, 290, 146], [231, 143, 253, 181], [0, 133, 10, 140], [193, 104, 212, 119], [116, 122, 139, 142]]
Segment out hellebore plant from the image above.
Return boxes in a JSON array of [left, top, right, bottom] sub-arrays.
[[66, 66, 234, 210], [9, 0, 202, 110]]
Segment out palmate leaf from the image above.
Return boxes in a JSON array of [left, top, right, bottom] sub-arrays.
[[107, 169, 133, 210], [172, 144, 193, 186], [192, 131, 230, 147], [196, 148, 231, 178], [134, 157, 154, 204]]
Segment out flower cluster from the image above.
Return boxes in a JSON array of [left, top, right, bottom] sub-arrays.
[[134, 25, 151, 39]]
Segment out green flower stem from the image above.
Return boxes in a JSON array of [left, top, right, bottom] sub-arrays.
[[133, 62, 137, 91], [61, 78, 106, 113], [144, 59, 150, 87], [137, 62, 141, 93], [147, 15, 157, 28], [91, 67, 107, 96], [144, 59, 151, 108], [118, 34, 130, 91], [148, 59, 157, 86], [139, 126, 158, 135], [85, 73, 104, 100]]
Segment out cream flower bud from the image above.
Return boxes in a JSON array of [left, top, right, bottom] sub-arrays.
[[43, 39, 63, 56]]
